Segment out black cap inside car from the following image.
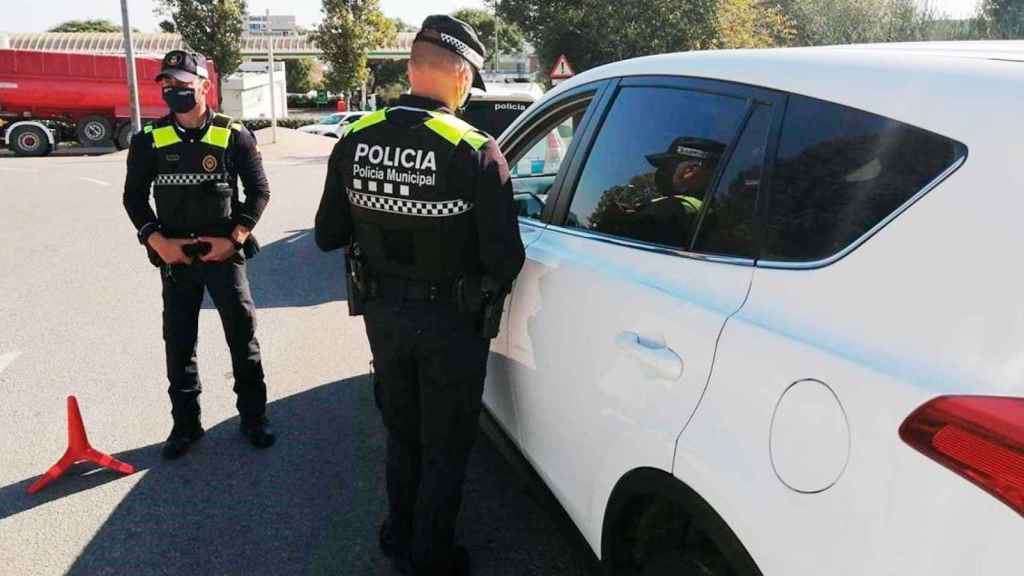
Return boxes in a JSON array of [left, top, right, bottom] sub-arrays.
[[415, 15, 488, 91], [155, 50, 209, 83], [646, 137, 728, 167]]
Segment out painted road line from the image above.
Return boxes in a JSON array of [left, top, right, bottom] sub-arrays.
[[286, 232, 309, 244], [79, 177, 112, 187], [0, 351, 22, 376]]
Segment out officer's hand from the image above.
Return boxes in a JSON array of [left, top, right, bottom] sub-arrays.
[[149, 234, 195, 265], [197, 236, 237, 262]]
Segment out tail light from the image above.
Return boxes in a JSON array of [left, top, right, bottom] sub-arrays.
[[900, 396, 1024, 516]]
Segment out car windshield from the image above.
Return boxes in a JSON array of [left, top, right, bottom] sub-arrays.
[[320, 114, 344, 125]]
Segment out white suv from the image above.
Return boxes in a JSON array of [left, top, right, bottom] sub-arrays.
[[484, 41, 1024, 575]]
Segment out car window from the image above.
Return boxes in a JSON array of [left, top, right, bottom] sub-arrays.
[[691, 104, 773, 259], [764, 95, 965, 262], [508, 100, 589, 221], [321, 114, 343, 125], [566, 86, 748, 251]]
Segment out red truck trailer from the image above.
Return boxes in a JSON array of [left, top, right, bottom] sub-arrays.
[[0, 49, 219, 156]]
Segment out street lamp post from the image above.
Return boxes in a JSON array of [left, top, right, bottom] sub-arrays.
[[119, 0, 143, 134], [266, 10, 278, 144], [493, 0, 500, 75]]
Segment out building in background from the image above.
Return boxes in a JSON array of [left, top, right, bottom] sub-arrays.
[[220, 61, 288, 119], [481, 42, 540, 84], [247, 14, 298, 36]]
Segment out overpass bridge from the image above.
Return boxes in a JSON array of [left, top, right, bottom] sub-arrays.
[[2, 32, 414, 61]]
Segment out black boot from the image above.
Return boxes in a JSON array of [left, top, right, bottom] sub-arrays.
[[239, 416, 275, 448], [161, 420, 204, 460]]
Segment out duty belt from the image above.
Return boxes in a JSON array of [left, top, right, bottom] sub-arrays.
[[372, 275, 458, 303]]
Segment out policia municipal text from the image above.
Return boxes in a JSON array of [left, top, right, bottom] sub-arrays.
[[315, 15, 525, 576], [123, 51, 275, 460]]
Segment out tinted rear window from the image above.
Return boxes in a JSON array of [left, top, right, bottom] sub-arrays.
[[765, 95, 965, 262], [461, 100, 531, 138]]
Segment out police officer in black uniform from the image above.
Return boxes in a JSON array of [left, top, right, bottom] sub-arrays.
[[123, 51, 275, 460], [314, 16, 525, 576]]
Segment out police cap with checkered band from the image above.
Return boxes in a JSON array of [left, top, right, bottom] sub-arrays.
[[155, 50, 210, 83], [414, 15, 489, 91]]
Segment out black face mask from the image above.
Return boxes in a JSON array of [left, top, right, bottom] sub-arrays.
[[162, 86, 197, 114]]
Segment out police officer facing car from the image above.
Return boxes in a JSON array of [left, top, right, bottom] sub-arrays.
[[314, 15, 525, 576], [123, 51, 275, 460]]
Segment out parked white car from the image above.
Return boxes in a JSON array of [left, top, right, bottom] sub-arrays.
[[297, 111, 367, 138], [485, 41, 1024, 575]]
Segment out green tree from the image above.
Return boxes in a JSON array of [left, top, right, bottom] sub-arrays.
[[156, 0, 247, 105], [48, 19, 122, 33], [783, 0, 941, 45], [715, 0, 795, 48], [286, 58, 316, 94], [392, 18, 419, 32], [369, 59, 408, 91], [500, 0, 719, 78], [977, 0, 1024, 38], [451, 7, 526, 68], [313, 0, 397, 94], [158, 19, 177, 33]]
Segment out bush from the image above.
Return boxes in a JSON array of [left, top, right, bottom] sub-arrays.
[[241, 117, 317, 132]]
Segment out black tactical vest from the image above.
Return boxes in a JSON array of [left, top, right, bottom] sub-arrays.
[[341, 107, 490, 282], [146, 113, 239, 237]]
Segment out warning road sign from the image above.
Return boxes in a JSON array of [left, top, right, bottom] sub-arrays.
[[550, 54, 575, 80]]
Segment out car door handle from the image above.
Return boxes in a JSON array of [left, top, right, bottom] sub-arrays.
[[615, 332, 684, 380]]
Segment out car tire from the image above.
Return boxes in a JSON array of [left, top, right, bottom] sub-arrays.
[[9, 125, 52, 157], [76, 115, 114, 147], [114, 123, 133, 150]]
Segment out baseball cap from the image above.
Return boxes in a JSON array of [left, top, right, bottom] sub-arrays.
[[155, 50, 209, 83], [646, 137, 727, 167], [415, 15, 488, 91]]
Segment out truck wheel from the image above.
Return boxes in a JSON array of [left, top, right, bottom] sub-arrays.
[[9, 125, 52, 157], [76, 115, 114, 147], [114, 123, 133, 150]]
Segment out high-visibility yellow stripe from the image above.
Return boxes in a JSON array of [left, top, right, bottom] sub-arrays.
[[349, 109, 388, 134], [143, 124, 154, 134], [201, 126, 231, 149], [462, 130, 488, 150], [151, 126, 182, 148]]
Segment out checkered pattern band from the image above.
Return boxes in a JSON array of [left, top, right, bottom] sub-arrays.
[[439, 33, 484, 69], [154, 173, 227, 186], [348, 189, 473, 218]]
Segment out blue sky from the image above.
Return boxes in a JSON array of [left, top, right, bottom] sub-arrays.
[[0, 0, 979, 34]]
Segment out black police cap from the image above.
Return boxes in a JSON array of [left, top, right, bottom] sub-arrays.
[[646, 137, 727, 167], [415, 15, 488, 91], [155, 50, 209, 83]]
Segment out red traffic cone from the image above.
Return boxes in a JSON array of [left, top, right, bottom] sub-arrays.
[[27, 396, 135, 495]]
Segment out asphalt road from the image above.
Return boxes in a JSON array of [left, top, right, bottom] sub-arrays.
[[0, 131, 593, 575]]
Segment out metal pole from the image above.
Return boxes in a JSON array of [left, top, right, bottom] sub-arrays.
[[120, 0, 142, 134], [266, 9, 278, 144], [493, 0, 500, 74]]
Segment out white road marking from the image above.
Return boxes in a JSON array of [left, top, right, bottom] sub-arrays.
[[286, 232, 309, 244], [0, 351, 22, 376], [79, 177, 111, 187]]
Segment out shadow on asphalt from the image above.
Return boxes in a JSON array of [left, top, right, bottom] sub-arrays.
[[204, 228, 347, 310], [0, 145, 118, 159], [0, 375, 593, 575]]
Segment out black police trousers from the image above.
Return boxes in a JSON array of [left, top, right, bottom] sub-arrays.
[[364, 297, 490, 575], [161, 256, 266, 425]]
